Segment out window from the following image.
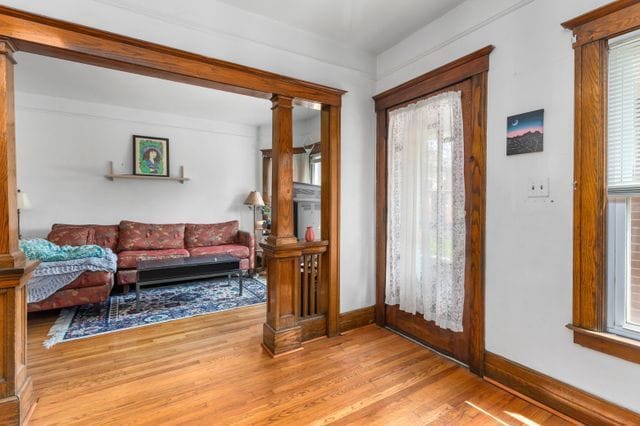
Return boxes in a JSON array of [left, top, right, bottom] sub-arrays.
[[607, 31, 640, 340], [564, 0, 640, 364]]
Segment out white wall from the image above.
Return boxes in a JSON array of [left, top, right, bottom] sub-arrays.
[[16, 92, 258, 238], [2, 0, 377, 313], [377, 0, 640, 412]]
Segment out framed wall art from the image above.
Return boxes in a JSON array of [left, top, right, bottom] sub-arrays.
[[133, 135, 169, 177], [506, 109, 544, 155]]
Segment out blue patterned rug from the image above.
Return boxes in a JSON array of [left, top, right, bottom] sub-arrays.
[[44, 277, 266, 348]]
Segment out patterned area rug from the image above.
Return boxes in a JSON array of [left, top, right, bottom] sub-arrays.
[[44, 276, 266, 348]]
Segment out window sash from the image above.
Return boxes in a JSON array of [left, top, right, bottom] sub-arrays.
[[608, 30, 640, 189], [607, 195, 640, 339]]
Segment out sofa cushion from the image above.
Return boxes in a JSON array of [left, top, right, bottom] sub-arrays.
[[188, 244, 250, 259], [53, 224, 119, 251], [118, 221, 185, 251], [116, 269, 137, 286], [28, 282, 113, 312], [47, 226, 94, 247], [117, 248, 190, 269], [65, 271, 113, 290], [185, 221, 238, 248]]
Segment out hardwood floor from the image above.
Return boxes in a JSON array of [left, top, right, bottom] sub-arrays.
[[26, 305, 570, 425]]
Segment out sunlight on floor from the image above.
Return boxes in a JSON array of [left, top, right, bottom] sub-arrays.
[[505, 411, 541, 426], [464, 401, 510, 425], [464, 401, 541, 426]]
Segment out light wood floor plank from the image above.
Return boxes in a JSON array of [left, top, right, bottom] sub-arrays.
[[26, 305, 570, 425]]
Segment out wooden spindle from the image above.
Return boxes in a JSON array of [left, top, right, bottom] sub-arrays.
[[302, 254, 309, 318]]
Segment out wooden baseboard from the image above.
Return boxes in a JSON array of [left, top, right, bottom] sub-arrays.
[[338, 306, 375, 333], [484, 352, 640, 425], [300, 315, 327, 342]]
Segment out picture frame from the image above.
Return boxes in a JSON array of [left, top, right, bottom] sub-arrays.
[[133, 135, 170, 177], [506, 109, 544, 156]]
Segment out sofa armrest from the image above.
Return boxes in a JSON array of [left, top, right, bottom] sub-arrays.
[[237, 230, 255, 270]]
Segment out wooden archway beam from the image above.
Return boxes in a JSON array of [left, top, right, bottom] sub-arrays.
[[0, 6, 346, 106]]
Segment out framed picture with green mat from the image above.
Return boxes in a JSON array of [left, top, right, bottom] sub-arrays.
[[133, 135, 169, 177]]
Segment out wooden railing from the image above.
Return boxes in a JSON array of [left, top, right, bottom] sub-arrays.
[[299, 241, 328, 320]]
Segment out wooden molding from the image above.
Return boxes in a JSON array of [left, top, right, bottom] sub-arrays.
[[338, 306, 375, 333], [262, 323, 302, 356], [373, 45, 494, 111], [0, 261, 38, 424], [0, 37, 25, 270], [299, 315, 327, 341], [374, 47, 489, 375], [561, 0, 640, 29], [267, 94, 297, 247], [321, 104, 341, 337], [568, 324, 640, 365], [562, 1, 640, 47], [566, 1, 640, 362], [484, 352, 640, 425], [0, 6, 345, 105]]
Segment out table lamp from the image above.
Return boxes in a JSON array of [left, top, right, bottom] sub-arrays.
[[17, 190, 31, 239], [243, 191, 265, 237]]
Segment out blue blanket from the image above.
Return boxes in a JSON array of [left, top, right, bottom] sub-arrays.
[[20, 238, 106, 262], [26, 247, 118, 303]]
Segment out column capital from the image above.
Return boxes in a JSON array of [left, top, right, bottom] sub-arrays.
[[271, 94, 293, 109], [0, 38, 17, 64]]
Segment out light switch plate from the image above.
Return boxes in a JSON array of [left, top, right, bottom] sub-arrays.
[[528, 177, 549, 198]]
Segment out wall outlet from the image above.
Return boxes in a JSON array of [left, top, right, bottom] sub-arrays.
[[527, 177, 549, 198]]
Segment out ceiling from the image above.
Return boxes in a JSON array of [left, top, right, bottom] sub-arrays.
[[14, 53, 317, 127], [215, 0, 466, 53]]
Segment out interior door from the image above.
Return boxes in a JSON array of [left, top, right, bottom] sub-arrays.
[[384, 79, 474, 365]]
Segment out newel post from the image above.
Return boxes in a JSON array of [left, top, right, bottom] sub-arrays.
[[0, 38, 37, 425], [261, 94, 303, 356]]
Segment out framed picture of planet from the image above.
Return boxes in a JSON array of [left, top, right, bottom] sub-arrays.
[[133, 135, 170, 177], [506, 109, 544, 155]]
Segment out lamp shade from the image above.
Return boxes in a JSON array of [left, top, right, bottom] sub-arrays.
[[17, 192, 32, 210], [244, 191, 265, 207]]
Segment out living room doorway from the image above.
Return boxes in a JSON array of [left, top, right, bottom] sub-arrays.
[[0, 6, 343, 422]]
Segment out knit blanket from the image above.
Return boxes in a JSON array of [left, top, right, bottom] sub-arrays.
[[27, 249, 118, 303], [20, 238, 106, 262]]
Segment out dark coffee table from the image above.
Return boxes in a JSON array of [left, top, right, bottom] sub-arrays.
[[135, 254, 244, 308]]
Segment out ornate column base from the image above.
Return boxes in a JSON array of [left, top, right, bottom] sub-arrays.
[[0, 262, 38, 425], [262, 323, 303, 357], [261, 241, 302, 357], [0, 377, 35, 425]]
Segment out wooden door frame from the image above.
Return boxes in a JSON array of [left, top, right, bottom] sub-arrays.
[[373, 46, 492, 375], [0, 5, 343, 422]]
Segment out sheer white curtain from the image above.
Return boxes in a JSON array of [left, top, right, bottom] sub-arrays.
[[385, 91, 466, 332]]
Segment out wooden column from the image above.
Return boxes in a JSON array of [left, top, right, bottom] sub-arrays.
[[321, 104, 341, 337], [261, 94, 302, 356], [0, 264, 37, 425], [0, 37, 37, 425], [266, 95, 297, 247], [0, 39, 24, 270]]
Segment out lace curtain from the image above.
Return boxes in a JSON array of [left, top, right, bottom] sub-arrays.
[[385, 91, 466, 332]]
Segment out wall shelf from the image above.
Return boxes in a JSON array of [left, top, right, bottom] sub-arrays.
[[105, 161, 190, 183]]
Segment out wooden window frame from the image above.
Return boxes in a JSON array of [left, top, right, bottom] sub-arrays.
[[563, 0, 640, 364]]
